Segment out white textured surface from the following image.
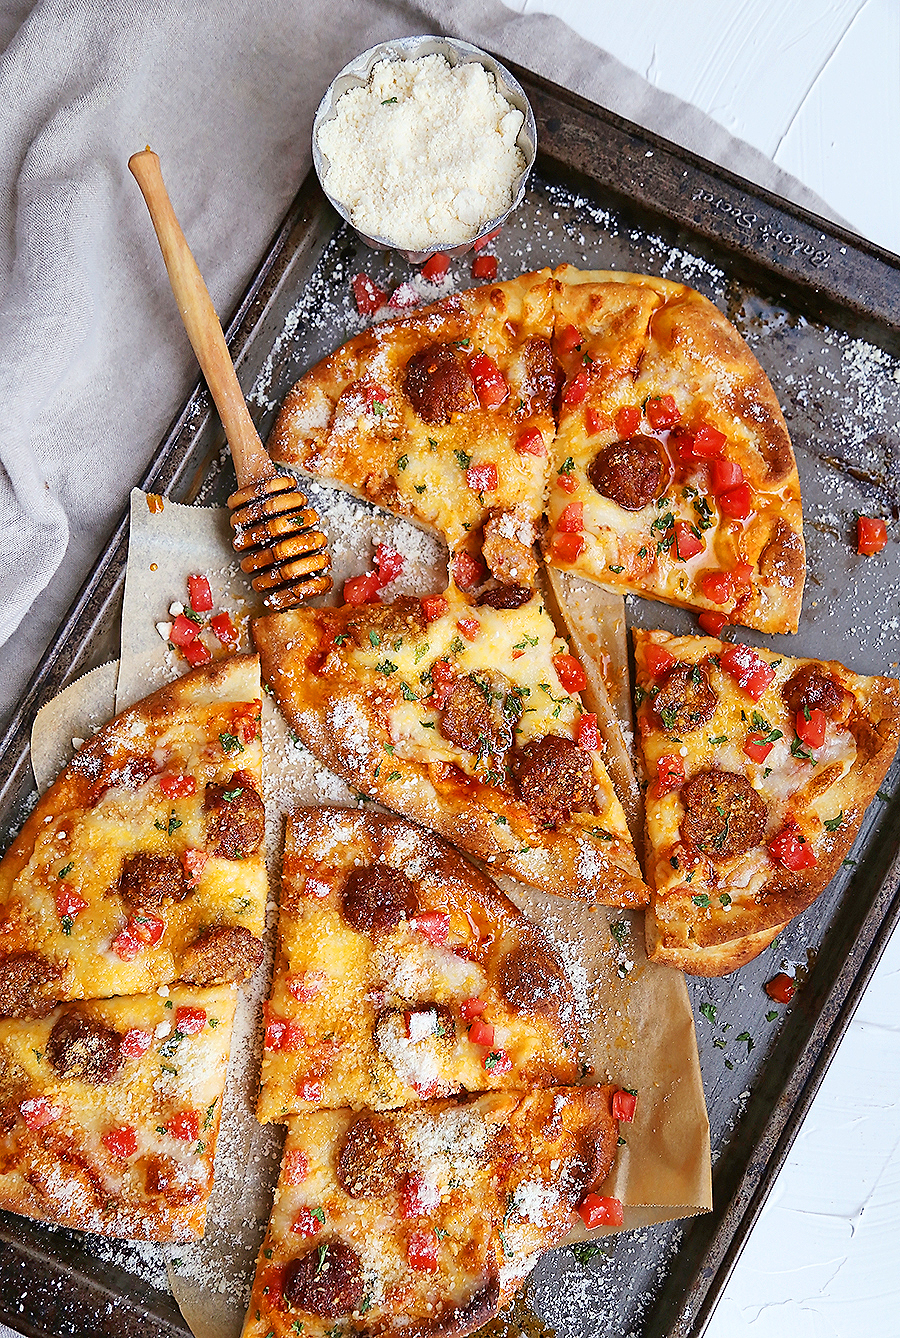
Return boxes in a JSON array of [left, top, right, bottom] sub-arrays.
[[498, 2, 900, 1333]]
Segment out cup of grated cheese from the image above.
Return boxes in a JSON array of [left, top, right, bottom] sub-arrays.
[[312, 36, 537, 263]]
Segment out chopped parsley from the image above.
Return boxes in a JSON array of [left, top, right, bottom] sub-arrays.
[[692, 893, 711, 907], [222, 787, 244, 802], [824, 812, 844, 831], [381, 96, 398, 104], [397, 453, 409, 471], [708, 734, 728, 745], [877, 789, 892, 802], [454, 449, 472, 471], [219, 731, 244, 754], [400, 681, 418, 701], [57, 861, 74, 879], [700, 1002, 717, 1023], [559, 456, 575, 474], [692, 495, 715, 531], [375, 659, 398, 674], [790, 736, 815, 763], [736, 1031, 755, 1054], [154, 810, 183, 836], [609, 920, 629, 947], [765, 1010, 779, 1022], [608, 564, 624, 574], [513, 633, 539, 650], [719, 892, 732, 907], [448, 636, 465, 656], [313, 1243, 329, 1278], [414, 483, 427, 494], [571, 1242, 604, 1265]]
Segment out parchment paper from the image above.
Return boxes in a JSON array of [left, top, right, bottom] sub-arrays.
[[30, 488, 710, 1338]]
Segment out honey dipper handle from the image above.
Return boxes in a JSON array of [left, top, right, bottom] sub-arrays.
[[128, 148, 275, 490]]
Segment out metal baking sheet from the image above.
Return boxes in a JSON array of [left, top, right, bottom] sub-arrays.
[[1, 65, 899, 1338]]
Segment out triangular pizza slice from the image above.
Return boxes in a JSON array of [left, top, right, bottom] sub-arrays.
[[544, 266, 806, 634], [633, 628, 900, 974], [253, 588, 647, 905], [241, 1086, 620, 1338], [0, 984, 236, 1240], [0, 656, 267, 1017], [267, 270, 559, 587], [258, 807, 580, 1121]]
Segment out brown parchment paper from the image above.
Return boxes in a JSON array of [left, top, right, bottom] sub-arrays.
[[30, 488, 710, 1338]]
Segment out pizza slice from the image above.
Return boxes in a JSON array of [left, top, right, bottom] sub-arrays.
[[253, 587, 648, 905], [633, 628, 900, 974], [544, 266, 805, 635], [0, 984, 235, 1240], [0, 655, 267, 1017], [242, 1086, 620, 1338], [258, 807, 580, 1120], [267, 270, 560, 588]]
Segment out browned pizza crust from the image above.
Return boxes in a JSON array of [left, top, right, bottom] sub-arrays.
[[634, 629, 900, 975], [0, 656, 267, 1016], [258, 807, 581, 1119], [241, 1086, 620, 1338]]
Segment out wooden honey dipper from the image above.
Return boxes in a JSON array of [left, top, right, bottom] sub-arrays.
[[128, 148, 332, 608]]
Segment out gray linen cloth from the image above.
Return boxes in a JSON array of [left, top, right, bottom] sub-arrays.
[[0, 0, 844, 740]]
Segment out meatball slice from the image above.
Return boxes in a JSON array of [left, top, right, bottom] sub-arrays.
[[588, 435, 667, 510], [680, 769, 767, 860], [512, 735, 595, 827], [404, 343, 476, 424]]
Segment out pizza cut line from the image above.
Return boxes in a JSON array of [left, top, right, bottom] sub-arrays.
[[258, 807, 581, 1121], [633, 629, 900, 975]]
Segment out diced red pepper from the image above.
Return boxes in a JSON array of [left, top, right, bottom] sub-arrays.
[[296, 1079, 323, 1103], [744, 733, 774, 764], [720, 644, 776, 701], [562, 370, 589, 407], [451, 550, 486, 590], [577, 713, 598, 752], [615, 405, 641, 437], [577, 1193, 624, 1228], [719, 483, 752, 520], [111, 926, 142, 961], [515, 428, 545, 457], [415, 911, 450, 944], [286, 971, 324, 1002], [20, 1097, 64, 1130], [407, 1230, 439, 1271], [282, 1150, 310, 1185], [429, 658, 456, 709], [174, 1006, 206, 1036], [459, 998, 486, 1020], [700, 570, 733, 605], [555, 474, 576, 496], [121, 1028, 153, 1059], [466, 462, 498, 493], [468, 1018, 495, 1048], [351, 273, 387, 316], [160, 772, 195, 799], [291, 1207, 324, 1237], [472, 253, 498, 281], [343, 572, 381, 605], [375, 543, 404, 587], [730, 561, 754, 592], [557, 502, 584, 533], [643, 644, 676, 679], [181, 848, 208, 888], [612, 1089, 637, 1122], [388, 282, 420, 310], [421, 594, 449, 622], [674, 521, 704, 561], [671, 425, 697, 465], [473, 227, 501, 251], [210, 611, 238, 648], [166, 1110, 200, 1142], [655, 754, 685, 798], [169, 613, 200, 646], [363, 382, 389, 413], [556, 323, 582, 354], [103, 1126, 138, 1159], [130, 911, 165, 946], [644, 394, 680, 429], [553, 653, 588, 693], [691, 424, 727, 459], [698, 611, 729, 636], [187, 574, 213, 612], [857, 515, 888, 555], [765, 972, 795, 1004], [421, 252, 450, 282], [484, 1049, 511, 1074], [182, 638, 212, 667], [456, 618, 480, 642], [795, 708, 826, 749], [55, 885, 87, 923], [400, 1175, 438, 1219], [264, 1014, 306, 1052], [467, 352, 508, 408], [550, 531, 585, 562], [710, 458, 745, 493], [769, 825, 816, 870], [585, 407, 611, 435]]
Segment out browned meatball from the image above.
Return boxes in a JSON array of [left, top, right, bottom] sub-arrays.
[[654, 662, 719, 734], [335, 1115, 405, 1197], [498, 925, 573, 1017], [118, 853, 190, 910], [522, 336, 564, 412], [588, 435, 666, 510], [347, 597, 426, 649], [782, 665, 853, 723], [46, 1012, 123, 1084], [440, 671, 523, 759], [204, 775, 265, 860], [680, 769, 767, 860], [477, 583, 534, 610], [178, 925, 265, 986], [342, 864, 419, 938], [0, 952, 64, 1019], [404, 343, 475, 424], [512, 735, 595, 827], [282, 1239, 364, 1317]]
